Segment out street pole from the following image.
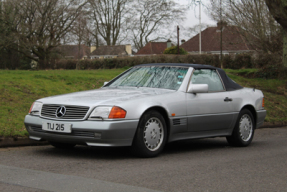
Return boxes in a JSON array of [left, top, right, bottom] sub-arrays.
[[220, 0, 223, 69], [199, 0, 201, 54], [177, 25, 180, 54]]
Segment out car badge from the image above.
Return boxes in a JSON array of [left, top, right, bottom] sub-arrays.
[[56, 106, 66, 118]]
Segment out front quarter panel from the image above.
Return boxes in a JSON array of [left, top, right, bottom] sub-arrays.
[[118, 91, 187, 120]]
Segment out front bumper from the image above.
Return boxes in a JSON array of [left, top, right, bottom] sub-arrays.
[[24, 115, 139, 147], [256, 109, 267, 128]]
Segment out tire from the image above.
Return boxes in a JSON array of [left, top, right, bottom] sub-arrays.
[[131, 110, 167, 158], [226, 109, 255, 147], [49, 141, 76, 149]]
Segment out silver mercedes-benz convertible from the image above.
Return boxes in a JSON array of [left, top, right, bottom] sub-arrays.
[[24, 63, 266, 157]]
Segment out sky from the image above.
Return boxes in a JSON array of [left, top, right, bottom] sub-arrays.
[[181, 0, 216, 27], [175, 0, 216, 41]]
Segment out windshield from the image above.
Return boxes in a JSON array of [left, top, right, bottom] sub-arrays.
[[106, 66, 188, 90]]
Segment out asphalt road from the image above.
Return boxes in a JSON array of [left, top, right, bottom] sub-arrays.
[[0, 127, 287, 192]]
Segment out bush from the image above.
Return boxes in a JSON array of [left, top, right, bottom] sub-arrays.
[[254, 53, 281, 68], [163, 46, 188, 55], [254, 64, 287, 79], [25, 53, 286, 79], [251, 53, 286, 79], [223, 54, 253, 69], [233, 54, 253, 69]]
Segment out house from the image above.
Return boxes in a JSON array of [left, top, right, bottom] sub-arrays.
[[87, 44, 132, 59], [56, 44, 90, 59], [135, 40, 172, 55], [180, 22, 254, 55]]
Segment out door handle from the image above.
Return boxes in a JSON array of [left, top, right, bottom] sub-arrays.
[[224, 97, 233, 102]]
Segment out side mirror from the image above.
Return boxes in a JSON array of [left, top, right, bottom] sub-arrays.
[[187, 84, 208, 93], [103, 82, 109, 86]]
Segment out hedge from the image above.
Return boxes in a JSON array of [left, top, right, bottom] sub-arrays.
[[9, 53, 286, 79], [53, 54, 221, 69]]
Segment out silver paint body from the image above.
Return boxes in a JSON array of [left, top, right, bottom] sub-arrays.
[[24, 67, 266, 146]]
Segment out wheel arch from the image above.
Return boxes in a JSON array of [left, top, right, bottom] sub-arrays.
[[140, 106, 171, 141], [240, 105, 257, 125]]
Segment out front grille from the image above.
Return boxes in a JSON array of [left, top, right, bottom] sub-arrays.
[[30, 125, 95, 138], [41, 104, 89, 120]]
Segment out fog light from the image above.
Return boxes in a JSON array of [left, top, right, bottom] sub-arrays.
[[94, 132, 101, 139]]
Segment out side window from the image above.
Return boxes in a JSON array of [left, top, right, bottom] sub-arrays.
[[191, 69, 224, 92]]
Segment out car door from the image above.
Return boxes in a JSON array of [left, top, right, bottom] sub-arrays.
[[186, 69, 235, 132]]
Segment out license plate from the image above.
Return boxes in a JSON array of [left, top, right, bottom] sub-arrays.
[[42, 122, 72, 133]]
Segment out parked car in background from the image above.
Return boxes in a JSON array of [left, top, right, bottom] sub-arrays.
[[24, 63, 266, 157]]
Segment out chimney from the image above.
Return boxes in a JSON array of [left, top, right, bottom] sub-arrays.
[[217, 21, 227, 28], [181, 39, 186, 45], [90, 46, 96, 53], [125, 44, 132, 55], [167, 39, 172, 48]]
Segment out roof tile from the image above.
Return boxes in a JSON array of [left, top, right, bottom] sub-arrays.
[[136, 42, 168, 55], [180, 26, 253, 52], [90, 45, 127, 56]]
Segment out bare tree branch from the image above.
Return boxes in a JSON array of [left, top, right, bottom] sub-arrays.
[[1, 0, 87, 68], [208, 0, 282, 54], [130, 0, 186, 51], [88, 0, 130, 45]]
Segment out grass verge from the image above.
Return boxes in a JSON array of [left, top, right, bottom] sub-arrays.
[[0, 68, 286, 137], [0, 69, 125, 137]]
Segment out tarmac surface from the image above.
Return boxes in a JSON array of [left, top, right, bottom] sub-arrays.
[[0, 127, 287, 191]]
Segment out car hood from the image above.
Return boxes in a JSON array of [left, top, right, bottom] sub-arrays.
[[37, 87, 175, 106]]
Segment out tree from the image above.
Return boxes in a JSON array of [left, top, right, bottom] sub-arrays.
[[71, 12, 89, 69], [1, 0, 87, 69], [208, 0, 282, 55], [88, 0, 131, 46], [130, 0, 186, 51], [0, 0, 23, 69], [265, 0, 287, 67]]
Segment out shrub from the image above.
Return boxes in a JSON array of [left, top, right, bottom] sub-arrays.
[[33, 53, 286, 79], [163, 46, 188, 55], [254, 64, 287, 79], [253, 53, 281, 68]]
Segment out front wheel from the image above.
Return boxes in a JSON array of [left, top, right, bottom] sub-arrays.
[[226, 109, 255, 147], [131, 110, 167, 158]]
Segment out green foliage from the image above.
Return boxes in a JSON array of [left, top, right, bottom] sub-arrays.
[[163, 46, 188, 55], [1, 52, 286, 79], [222, 54, 253, 69]]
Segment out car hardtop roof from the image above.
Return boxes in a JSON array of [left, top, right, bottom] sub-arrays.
[[135, 63, 218, 70]]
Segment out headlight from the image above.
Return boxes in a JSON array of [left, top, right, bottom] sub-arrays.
[[29, 101, 43, 116], [89, 106, 112, 119], [89, 106, 126, 120]]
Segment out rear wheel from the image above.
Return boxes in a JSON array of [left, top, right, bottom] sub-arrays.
[[132, 110, 167, 158], [226, 109, 255, 147], [49, 141, 76, 149]]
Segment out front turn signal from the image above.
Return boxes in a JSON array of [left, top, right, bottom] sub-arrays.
[[29, 102, 35, 113], [108, 106, 126, 119]]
